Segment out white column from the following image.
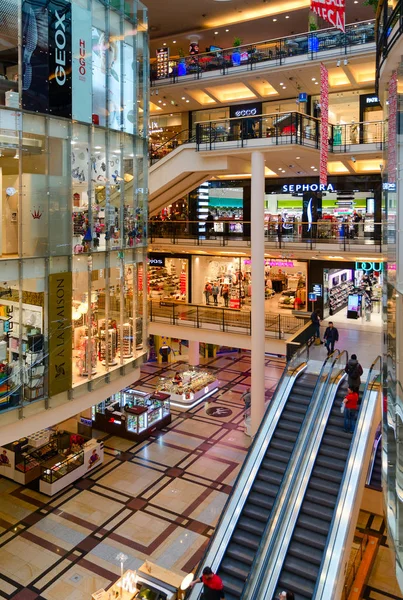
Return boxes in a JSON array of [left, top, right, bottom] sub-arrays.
[[188, 340, 200, 366], [251, 151, 266, 436]]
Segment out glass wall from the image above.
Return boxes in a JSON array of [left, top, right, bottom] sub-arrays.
[[0, 0, 149, 416]]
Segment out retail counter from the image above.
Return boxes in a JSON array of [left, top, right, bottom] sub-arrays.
[[93, 389, 171, 441], [156, 369, 219, 409]]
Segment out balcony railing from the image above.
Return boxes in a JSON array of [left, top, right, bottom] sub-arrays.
[[151, 20, 375, 86], [148, 220, 383, 251], [195, 113, 384, 151], [376, 0, 403, 90], [149, 300, 308, 339]]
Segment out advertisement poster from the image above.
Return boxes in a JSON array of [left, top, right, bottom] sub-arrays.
[[0, 446, 14, 477], [85, 441, 103, 471], [320, 63, 329, 186], [311, 0, 345, 32], [123, 42, 135, 134], [388, 71, 398, 189], [48, 0, 71, 118], [48, 272, 73, 397], [156, 47, 169, 79], [72, 3, 91, 123], [22, 0, 49, 113], [92, 26, 107, 127]]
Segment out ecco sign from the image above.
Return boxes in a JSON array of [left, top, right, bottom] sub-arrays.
[[235, 108, 257, 117], [355, 261, 383, 273], [282, 183, 335, 193]]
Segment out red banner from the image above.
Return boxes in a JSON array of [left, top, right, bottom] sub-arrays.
[[311, 0, 345, 33], [388, 71, 398, 188], [320, 63, 329, 186]]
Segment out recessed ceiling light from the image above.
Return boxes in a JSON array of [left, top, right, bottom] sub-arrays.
[[163, 102, 166, 106], [296, 156, 300, 159], [315, 82, 319, 85], [173, 40, 176, 43], [225, 29, 229, 32], [278, 168, 283, 171], [214, 31, 218, 34], [273, 18, 277, 21], [280, 82, 283, 85], [311, 166, 315, 169], [282, 86, 286, 89], [181, 96, 186, 100], [158, 100, 162, 103], [163, 42, 166, 46], [186, 100, 190, 103], [285, 15, 290, 18], [312, 78, 316, 81]]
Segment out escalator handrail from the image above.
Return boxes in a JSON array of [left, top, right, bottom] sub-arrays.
[[186, 347, 309, 600], [313, 355, 382, 600], [149, 128, 196, 165], [244, 350, 348, 600], [365, 424, 382, 486]]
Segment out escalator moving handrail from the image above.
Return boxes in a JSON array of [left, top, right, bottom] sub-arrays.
[[244, 350, 348, 600], [365, 424, 382, 486], [186, 348, 309, 600], [313, 355, 382, 600]]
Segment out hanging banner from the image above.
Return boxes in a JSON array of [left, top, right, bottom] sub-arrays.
[[310, 0, 345, 33], [72, 3, 92, 123], [388, 71, 398, 190], [319, 63, 329, 186], [48, 0, 72, 118], [48, 272, 73, 397]]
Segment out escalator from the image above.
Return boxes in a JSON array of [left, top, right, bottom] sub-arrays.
[[273, 379, 350, 600], [366, 430, 382, 491], [216, 371, 319, 600]]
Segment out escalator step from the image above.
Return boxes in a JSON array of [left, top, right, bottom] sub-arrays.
[[248, 491, 274, 510], [316, 454, 346, 472], [293, 525, 326, 550], [252, 479, 278, 496], [238, 516, 266, 536], [302, 500, 334, 521], [261, 458, 287, 475], [276, 419, 301, 434], [243, 503, 270, 523], [286, 401, 309, 415], [226, 542, 256, 566], [277, 572, 314, 599], [298, 514, 330, 536], [216, 572, 244, 597], [319, 444, 350, 461], [314, 465, 344, 484], [309, 476, 340, 496], [280, 411, 304, 424], [325, 424, 348, 436], [288, 393, 312, 403], [220, 557, 249, 581], [232, 529, 260, 551], [269, 440, 295, 455], [322, 433, 352, 450], [283, 555, 319, 580], [305, 488, 337, 509], [273, 430, 298, 444], [288, 540, 323, 565], [257, 469, 283, 486]]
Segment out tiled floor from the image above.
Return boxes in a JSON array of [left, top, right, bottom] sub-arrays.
[[0, 352, 284, 600]]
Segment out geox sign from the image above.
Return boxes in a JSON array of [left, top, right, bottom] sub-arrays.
[[49, 0, 72, 118]]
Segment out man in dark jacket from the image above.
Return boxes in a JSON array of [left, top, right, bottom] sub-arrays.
[[323, 322, 339, 356], [345, 354, 363, 392], [190, 566, 225, 599], [311, 309, 321, 341]]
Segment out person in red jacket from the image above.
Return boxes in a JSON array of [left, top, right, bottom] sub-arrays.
[[343, 387, 359, 433], [190, 566, 225, 599]]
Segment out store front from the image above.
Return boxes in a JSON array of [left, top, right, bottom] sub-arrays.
[[148, 254, 190, 302], [148, 113, 185, 159], [191, 255, 307, 311], [309, 259, 383, 325]]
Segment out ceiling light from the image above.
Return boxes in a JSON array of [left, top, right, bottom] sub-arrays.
[[312, 78, 316, 81], [280, 82, 283, 85], [163, 42, 166, 46], [285, 15, 290, 18], [214, 31, 218, 34], [273, 18, 277, 21], [158, 100, 162, 103], [186, 100, 190, 103], [315, 82, 319, 85], [181, 96, 186, 100], [173, 40, 176, 44], [282, 86, 286, 89], [163, 102, 166, 106], [296, 156, 300, 159], [225, 29, 229, 32]]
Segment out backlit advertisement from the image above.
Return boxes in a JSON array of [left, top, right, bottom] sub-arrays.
[[123, 42, 135, 133], [22, 0, 49, 113], [92, 26, 107, 126], [72, 3, 91, 123], [48, 0, 71, 118]]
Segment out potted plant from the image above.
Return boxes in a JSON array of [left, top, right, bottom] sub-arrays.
[[177, 47, 187, 76], [232, 37, 242, 66], [308, 16, 319, 52]]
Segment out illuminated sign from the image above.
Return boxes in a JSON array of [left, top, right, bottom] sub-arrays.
[[312, 284, 322, 296], [355, 261, 383, 273], [282, 183, 335, 193], [234, 108, 257, 117], [308, 293, 317, 301], [366, 95, 380, 104]]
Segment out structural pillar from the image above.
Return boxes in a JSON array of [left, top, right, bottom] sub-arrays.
[[251, 151, 266, 436], [188, 340, 200, 366]]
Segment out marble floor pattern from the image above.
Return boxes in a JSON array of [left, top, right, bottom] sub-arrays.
[[0, 352, 285, 600]]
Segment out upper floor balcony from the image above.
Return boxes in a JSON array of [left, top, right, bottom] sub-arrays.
[[150, 20, 375, 88]]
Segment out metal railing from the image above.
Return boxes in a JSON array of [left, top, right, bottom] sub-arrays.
[[149, 128, 195, 165], [342, 533, 369, 600], [148, 220, 383, 251], [376, 0, 403, 91], [148, 300, 308, 339], [151, 20, 375, 85]]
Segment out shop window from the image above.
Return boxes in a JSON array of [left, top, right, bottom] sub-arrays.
[[0, 0, 18, 109]]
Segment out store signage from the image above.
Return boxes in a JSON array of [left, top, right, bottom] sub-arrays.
[[72, 3, 92, 123], [149, 256, 165, 267], [319, 63, 329, 185], [299, 93, 308, 103], [48, 272, 73, 397], [355, 261, 383, 273], [312, 284, 322, 296], [267, 260, 294, 267], [310, 0, 345, 33], [365, 95, 380, 105], [49, 0, 72, 118], [282, 183, 334, 193], [80, 417, 92, 427], [229, 102, 262, 119], [308, 293, 317, 302], [206, 406, 233, 417], [235, 108, 257, 117]]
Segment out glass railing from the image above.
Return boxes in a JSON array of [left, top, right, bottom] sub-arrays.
[[149, 128, 195, 164], [151, 20, 375, 85], [148, 220, 384, 250], [148, 300, 308, 338]]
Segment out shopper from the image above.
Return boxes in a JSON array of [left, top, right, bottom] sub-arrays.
[[222, 284, 229, 307], [212, 283, 220, 306], [278, 592, 295, 600], [352, 210, 362, 238], [311, 309, 322, 341], [345, 354, 363, 393], [190, 566, 225, 599], [206, 211, 214, 238], [204, 282, 212, 305], [343, 387, 359, 433], [277, 214, 284, 243], [241, 388, 251, 411], [323, 321, 339, 356]]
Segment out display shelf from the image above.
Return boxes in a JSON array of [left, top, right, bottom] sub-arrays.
[[329, 280, 355, 314]]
